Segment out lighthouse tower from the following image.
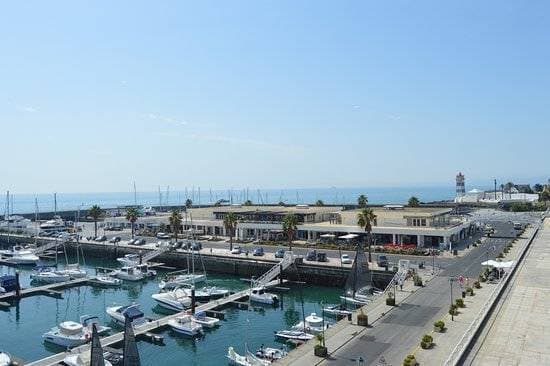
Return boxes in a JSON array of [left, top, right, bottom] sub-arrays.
[[456, 172, 465, 197]]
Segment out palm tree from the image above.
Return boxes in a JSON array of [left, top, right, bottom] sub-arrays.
[[169, 209, 182, 241], [408, 196, 420, 207], [357, 208, 377, 263], [125, 208, 139, 239], [185, 199, 193, 208], [282, 213, 298, 252], [88, 205, 103, 238], [223, 212, 238, 251], [243, 200, 253, 206], [315, 200, 324, 206], [357, 195, 368, 208]]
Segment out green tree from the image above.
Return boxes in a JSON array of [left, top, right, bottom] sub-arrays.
[[534, 184, 544, 192], [315, 200, 324, 206], [540, 189, 550, 202], [223, 212, 238, 251], [504, 182, 515, 192], [282, 213, 298, 252], [244, 200, 253, 206], [125, 208, 139, 239], [88, 205, 103, 238], [357, 208, 377, 263], [185, 199, 193, 208], [169, 209, 182, 241], [357, 195, 368, 208], [408, 196, 420, 207]]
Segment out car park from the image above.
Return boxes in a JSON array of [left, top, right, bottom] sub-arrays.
[[274, 249, 285, 258], [253, 247, 264, 256], [341, 254, 352, 264]]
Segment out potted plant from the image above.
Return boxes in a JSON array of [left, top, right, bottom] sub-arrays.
[[357, 308, 368, 326], [433, 320, 445, 332], [455, 298, 465, 308], [313, 333, 328, 357], [386, 292, 396, 306], [473, 280, 481, 289], [420, 334, 434, 349], [413, 274, 423, 287], [403, 354, 417, 366], [449, 304, 458, 316], [466, 287, 474, 296]]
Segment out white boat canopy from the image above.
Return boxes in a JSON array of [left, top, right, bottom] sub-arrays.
[[339, 234, 359, 240], [320, 234, 336, 238], [481, 260, 514, 268]]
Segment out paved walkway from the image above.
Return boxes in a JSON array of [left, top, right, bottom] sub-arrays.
[[470, 218, 550, 365]]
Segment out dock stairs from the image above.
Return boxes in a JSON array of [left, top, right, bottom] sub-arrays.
[[253, 251, 294, 287], [142, 244, 171, 263], [33, 241, 61, 254]]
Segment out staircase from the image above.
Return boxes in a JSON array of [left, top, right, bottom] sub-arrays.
[[33, 241, 61, 254], [253, 252, 294, 287], [142, 245, 171, 263]]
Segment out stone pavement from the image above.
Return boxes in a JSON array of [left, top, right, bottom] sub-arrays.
[[470, 218, 550, 365]]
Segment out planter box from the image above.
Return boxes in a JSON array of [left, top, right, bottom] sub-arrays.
[[357, 315, 368, 327], [314, 346, 328, 357]]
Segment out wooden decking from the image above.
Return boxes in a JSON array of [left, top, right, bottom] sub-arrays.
[[26, 278, 286, 366]]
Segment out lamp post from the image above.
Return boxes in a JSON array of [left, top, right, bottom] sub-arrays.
[[432, 249, 436, 275], [449, 277, 455, 321]]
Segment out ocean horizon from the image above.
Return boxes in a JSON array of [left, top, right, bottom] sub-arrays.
[[0, 185, 488, 215]]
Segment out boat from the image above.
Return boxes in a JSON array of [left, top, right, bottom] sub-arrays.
[[340, 285, 382, 306], [112, 266, 145, 282], [57, 263, 87, 279], [273, 330, 314, 341], [0, 274, 17, 293], [168, 315, 203, 336], [40, 216, 66, 232], [255, 346, 288, 362], [151, 288, 191, 312], [0, 215, 31, 231], [249, 287, 278, 305], [0, 245, 39, 265], [192, 311, 220, 328], [63, 353, 113, 366], [291, 313, 330, 335], [322, 304, 353, 317], [158, 273, 206, 290], [106, 304, 146, 326], [135, 263, 156, 278], [227, 347, 270, 366], [200, 286, 229, 299], [62, 322, 117, 366], [80, 315, 112, 335], [30, 268, 70, 283], [95, 275, 122, 286], [117, 254, 140, 266], [122, 315, 141, 365], [0, 351, 11, 366], [42, 321, 91, 348]]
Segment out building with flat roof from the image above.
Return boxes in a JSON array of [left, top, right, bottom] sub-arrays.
[[105, 204, 473, 250]]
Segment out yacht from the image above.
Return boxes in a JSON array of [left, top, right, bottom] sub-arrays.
[[0, 245, 40, 265], [255, 346, 287, 362], [42, 321, 90, 348], [227, 347, 270, 366], [0, 215, 31, 230], [322, 304, 353, 317], [40, 217, 66, 232], [158, 273, 206, 290], [94, 275, 122, 286], [117, 253, 140, 266], [0, 351, 11, 366], [273, 330, 314, 341], [57, 263, 87, 279], [249, 287, 278, 305], [136, 263, 157, 278], [30, 268, 70, 283], [112, 266, 145, 281], [106, 304, 146, 326], [168, 315, 203, 336], [291, 313, 330, 335], [151, 288, 191, 312], [79, 315, 112, 335], [63, 352, 113, 366], [0, 274, 17, 293], [193, 311, 220, 328]]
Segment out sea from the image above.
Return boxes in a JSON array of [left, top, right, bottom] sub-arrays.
[[1, 186, 460, 215]]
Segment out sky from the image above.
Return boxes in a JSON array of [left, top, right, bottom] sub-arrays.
[[1, 1, 549, 194]]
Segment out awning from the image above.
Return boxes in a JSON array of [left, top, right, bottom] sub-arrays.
[[320, 234, 336, 238], [481, 260, 514, 268], [339, 234, 359, 240]]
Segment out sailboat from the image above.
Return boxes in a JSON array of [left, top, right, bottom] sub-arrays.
[[338, 242, 382, 306], [123, 315, 141, 366]]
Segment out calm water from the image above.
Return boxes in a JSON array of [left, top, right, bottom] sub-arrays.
[[2, 186, 459, 214], [0, 256, 341, 364]]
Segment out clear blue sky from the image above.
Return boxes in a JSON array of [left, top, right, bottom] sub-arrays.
[[1, 1, 548, 193]]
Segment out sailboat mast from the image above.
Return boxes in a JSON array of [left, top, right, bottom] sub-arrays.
[[6, 191, 10, 245], [133, 181, 137, 206]]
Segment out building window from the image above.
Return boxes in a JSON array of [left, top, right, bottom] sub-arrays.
[[421, 219, 426, 226]]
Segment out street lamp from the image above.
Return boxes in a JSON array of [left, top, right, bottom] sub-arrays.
[[449, 277, 456, 321]]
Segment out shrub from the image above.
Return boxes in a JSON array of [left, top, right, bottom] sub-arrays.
[[421, 334, 434, 349], [434, 320, 445, 332], [455, 298, 465, 308], [473, 281, 481, 289], [449, 304, 458, 315], [386, 292, 396, 306], [466, 287, 474, 296], [357, 308, 368, 326], [403, 354, 416, 366], [413, 275, 423, 287], [497, 252, 504, 259]]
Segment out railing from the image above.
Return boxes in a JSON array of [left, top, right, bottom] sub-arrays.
[[253, 252, 294, 287], [142, 245, 171, 262], [443, 222, 541, 366]]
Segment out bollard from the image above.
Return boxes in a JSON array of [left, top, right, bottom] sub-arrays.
[[15, 271, 21, 298], [191, 288, 196, 314], [279, 264, 283, 285]]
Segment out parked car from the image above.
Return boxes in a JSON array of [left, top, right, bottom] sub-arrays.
[[231, 246, 242, 254], [95, 235, 107, 242], [274, 249, 285, 258], [253, 247, 264, 256], [513, 222, 523, 230], [109, 236, 121, 244], [341, 254, 352, 264], [316, 252, 328, 262], [134, 238, 146, 246], [128, 238, 137, 245], [156, 232, 171, 239], [306, 250, 317, 261], [191, 242, 202, 251], [377, 255, 389, 268]]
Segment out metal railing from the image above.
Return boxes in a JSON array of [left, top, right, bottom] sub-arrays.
[[443, 223, 541, 365], [253, 252, 294, 287]]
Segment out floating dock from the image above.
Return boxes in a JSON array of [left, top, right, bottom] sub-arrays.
[[26, 278, 286, 366], [0, 277, 91, 304]]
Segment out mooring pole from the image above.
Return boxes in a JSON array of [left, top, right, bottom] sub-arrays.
[[15, 271, 21, 298], [191, 287, 196, 314], [279, 263, 283, 285]]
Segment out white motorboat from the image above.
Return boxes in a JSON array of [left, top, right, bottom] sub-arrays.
[[95, 275, 122, 286], [63, 352, 113, 366], [117, 253, 140, 266], [106, 304, 146, 326], [255, 346, 287, 362], [249, 287, 278, 305], [79, 315, 112, 335], [57, 263, 87, 279], [30, 269, 70, 283], [227, 347, 271, 366], [291, 313, 330, 335], [193, 311, 220, 328], [200, 286, 229, 299], [40, 217, 66, 232], [0, 245, 39, 265], [323, 304, 352, 317], [42, 321, 90, 348], [0, 351, 11, 366], [274, 330, 314, 341], [136, 263, 157, 278], [158, 273, 206, 290], [151, 288, 191, 312], [112, 266, 145, 281], [168, 315, 203, 336]]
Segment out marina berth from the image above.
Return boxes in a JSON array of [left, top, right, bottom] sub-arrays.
[[168, 314, 203, 336]]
